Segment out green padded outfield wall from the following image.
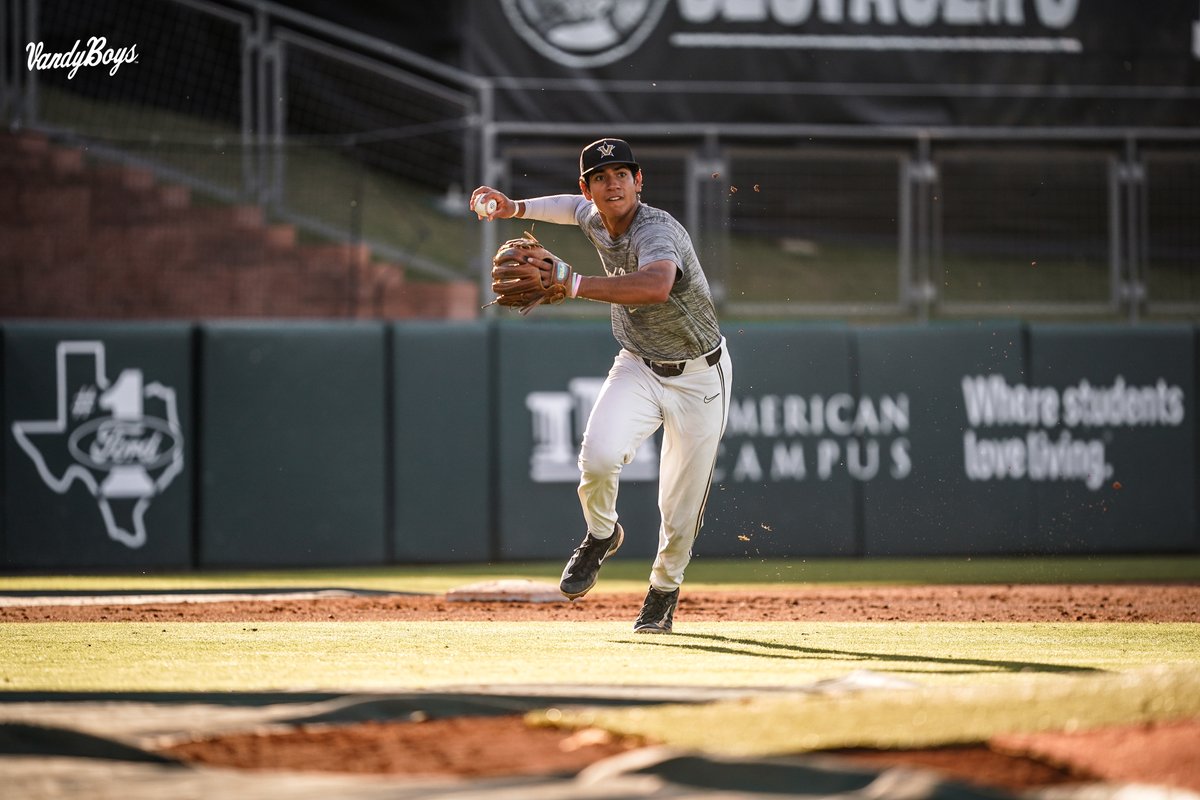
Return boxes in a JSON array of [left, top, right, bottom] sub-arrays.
[[3, 323, 193, 569], [1025, 324, 1196, 552], [392, 322, 491, 562], [701, 325, 858, 558], [495, 320, 663, 561], [3, 320, 1194, 570], [198, 322, 387, 567], [856, 322, 1032, 556]]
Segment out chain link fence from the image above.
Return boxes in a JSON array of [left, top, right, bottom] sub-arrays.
[[3, 0, 1198, 321]]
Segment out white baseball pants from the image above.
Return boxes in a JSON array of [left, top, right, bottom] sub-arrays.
[[576, 339, 732, 592]]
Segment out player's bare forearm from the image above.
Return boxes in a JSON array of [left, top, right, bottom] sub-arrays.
[[577, 260, 676, 306]]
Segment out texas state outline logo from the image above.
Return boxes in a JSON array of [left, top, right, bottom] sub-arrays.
[[11, 341, 185, 549]]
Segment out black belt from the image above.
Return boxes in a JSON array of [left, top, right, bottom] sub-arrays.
[[643, 347, 722, 378]]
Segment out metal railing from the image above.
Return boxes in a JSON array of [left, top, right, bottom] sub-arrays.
[[482, 124, 1200, 322]]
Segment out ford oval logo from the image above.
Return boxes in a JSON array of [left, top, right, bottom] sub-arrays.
[[67, 417, 181, 472]]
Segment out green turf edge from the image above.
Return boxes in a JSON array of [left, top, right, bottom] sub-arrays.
[[531, 665, 1200, 756], [2, 555, 1198, 594]]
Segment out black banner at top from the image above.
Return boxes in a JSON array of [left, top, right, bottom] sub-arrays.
[[464, 0, 1200, 128]]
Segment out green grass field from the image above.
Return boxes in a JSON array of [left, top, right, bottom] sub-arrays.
[[4, 620, 1196, 694], [2, 556, 1197, 755]]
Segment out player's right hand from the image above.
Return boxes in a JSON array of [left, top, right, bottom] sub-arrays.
[[469, 187, 513, 220]]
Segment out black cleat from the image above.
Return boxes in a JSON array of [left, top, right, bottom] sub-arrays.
[[633, 586, 679, 633], [559, 523, 624, 600]]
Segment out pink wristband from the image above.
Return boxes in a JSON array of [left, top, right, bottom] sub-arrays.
[[569, 272, 583, 299]]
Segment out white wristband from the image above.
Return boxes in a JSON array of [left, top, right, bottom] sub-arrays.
[[569, 272, 583, 299]]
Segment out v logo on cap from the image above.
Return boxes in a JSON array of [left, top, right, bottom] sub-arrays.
[[580, 138, 639, 178]]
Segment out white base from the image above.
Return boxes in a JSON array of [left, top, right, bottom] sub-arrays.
[[444, 579, 568, 603]]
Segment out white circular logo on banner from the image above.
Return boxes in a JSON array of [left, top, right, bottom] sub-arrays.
[[500, 0, 670, 68]]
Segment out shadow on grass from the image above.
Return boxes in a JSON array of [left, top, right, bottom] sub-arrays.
[[621, 632, 1105, 675]]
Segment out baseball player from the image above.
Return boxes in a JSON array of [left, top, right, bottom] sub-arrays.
[[471, 137, 732, 633]]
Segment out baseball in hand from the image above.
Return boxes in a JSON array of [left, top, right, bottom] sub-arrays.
[[474, 197, 498, 218]]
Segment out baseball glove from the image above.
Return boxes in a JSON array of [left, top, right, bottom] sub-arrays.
[[490, 233, 575, 315]]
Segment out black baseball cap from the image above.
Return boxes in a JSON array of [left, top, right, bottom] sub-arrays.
[[579, 138, 639, 178]]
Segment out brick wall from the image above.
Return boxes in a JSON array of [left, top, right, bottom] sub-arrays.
[[0, 132, 478, 320]]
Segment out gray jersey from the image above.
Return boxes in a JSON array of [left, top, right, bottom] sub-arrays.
[[575, 201, 721, 362]]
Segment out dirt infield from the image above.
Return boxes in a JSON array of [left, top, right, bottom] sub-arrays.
[[4, 583, 1198, 623], [6, 583, 1199, 795]]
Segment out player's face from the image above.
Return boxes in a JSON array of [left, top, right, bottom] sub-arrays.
[[581, 164, 642, 217]]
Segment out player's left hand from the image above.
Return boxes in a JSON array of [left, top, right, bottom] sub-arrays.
[[489, 233, 575, 315]]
